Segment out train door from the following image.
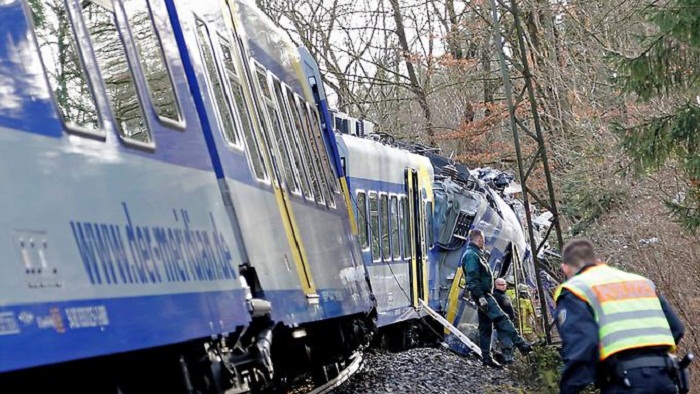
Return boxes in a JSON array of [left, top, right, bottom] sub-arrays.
[[405, 168, 428, 307]]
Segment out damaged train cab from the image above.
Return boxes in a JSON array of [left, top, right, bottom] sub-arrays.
[[327, 110, 552, 355]]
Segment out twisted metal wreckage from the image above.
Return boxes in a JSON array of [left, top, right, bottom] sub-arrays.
[[343, 129, 561, 355], [427, 160, 562, 354]]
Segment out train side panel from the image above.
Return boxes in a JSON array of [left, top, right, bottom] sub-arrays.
[[219, 0, 372, 323], [338, 134, 434, 328], [0, 0, 250, 373], [169, 0, 318, 324]]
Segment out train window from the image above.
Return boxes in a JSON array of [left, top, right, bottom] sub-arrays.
[[306, 103, 338, 207], [357, 192, 369, 250], [215, 38, 243, 146], [369, 192, 380, 261], [255, 68, 272, 100], [29, 0, 101, 133], [253, 65, 299, 194], [218, 39, 268, 181], [390, 196, 400, 260], [401, 197, 412, 259], [304, 104, 336, 207], [219, 43, 238, 77], [307, 106, 340, 195], [124, 0, 181, 125], [82, 1, 150, 143], [274, 80, 311, 199], [219, 41, 237, 76], [380, 194, 390, 261], [426, 201, 434, 248], [298, 99, 332, 206], [195, 31, 238, 145], [334, 115, 343, 133], [194, 23, 239, 146], [285, 87, 321, 203]]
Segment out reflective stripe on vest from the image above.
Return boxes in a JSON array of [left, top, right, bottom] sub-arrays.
[[554, 264, 675, 360]]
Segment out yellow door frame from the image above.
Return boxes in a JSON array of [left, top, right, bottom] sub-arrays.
[[221, 0, 316, 296]]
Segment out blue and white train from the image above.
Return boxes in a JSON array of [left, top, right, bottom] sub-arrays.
[[336, 133, 437, 347], [333, 125, 544, 354], [0, 0, 374, 391], [0, 0, 549, 391]]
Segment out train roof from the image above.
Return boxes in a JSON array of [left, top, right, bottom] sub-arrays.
[[228, 0, 310, 98], [336, 133, 433, 186]]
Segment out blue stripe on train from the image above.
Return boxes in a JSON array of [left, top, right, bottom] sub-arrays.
[[0, 289, 249, 373], [0, 285, 369, 373], [265, 288, 370, 325]]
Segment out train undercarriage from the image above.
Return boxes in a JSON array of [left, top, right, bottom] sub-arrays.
[[0, 270, 376, 394]]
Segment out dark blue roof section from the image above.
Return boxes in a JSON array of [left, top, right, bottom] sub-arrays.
[[426, 153, 471, 184]]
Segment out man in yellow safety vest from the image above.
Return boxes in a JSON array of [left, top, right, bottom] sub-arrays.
[[554, 238, 686, 393], [516, 284, 536, 341]]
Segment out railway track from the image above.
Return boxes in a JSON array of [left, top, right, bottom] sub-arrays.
[[306, 352, 363, 394]]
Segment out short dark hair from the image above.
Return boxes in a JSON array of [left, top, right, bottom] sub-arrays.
[[561, 238, 596, 268], [469, 229, 484, 242]]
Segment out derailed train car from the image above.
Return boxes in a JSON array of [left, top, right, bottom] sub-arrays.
[[0, 0, 552, 390], [334, 132, 440, 349], [427, 161, 540, 354], [0, 0, 375, 392], [324, 109, 549, 355]]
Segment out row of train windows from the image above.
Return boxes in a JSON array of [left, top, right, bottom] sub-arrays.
[[27, 0, 339, 207], [194, 18, 339, 206], [29, 0, 180, 142], [355, 191, 434, 262]]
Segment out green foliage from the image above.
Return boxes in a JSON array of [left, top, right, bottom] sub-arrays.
[[511, 346, 598, 394], [560, 169, 628, 235], [614, 37, 700, 101], [28, 0, 45, 26], [613, 1, 700, 100], [611, 0, 700, 233], [558, 135, 629, 235], [649, 1, 700, 48]]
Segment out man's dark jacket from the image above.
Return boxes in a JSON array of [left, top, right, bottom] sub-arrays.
[[555, 264, 686, 394], [462, 242, 493, 299], [493, 289, 515, 320]]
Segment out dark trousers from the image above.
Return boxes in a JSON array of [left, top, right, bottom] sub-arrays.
[[600, 366, 678, 393], [477, 294, 523, 361]]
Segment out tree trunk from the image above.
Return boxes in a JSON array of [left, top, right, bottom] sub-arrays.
[[388, 0, 435, 146]]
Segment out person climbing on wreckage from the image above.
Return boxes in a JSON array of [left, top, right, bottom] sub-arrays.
[[462, 229, 533, 368]]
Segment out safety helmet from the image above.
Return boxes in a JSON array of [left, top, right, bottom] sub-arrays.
[[517, 284, 529, 294], [506, 276, 515, 285]]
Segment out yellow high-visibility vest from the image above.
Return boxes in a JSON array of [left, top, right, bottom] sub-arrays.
[[518, 298, 535, 334], [554, 264, 675, 360]]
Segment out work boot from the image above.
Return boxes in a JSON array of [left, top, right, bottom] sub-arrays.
[[482, 357, 503, 369], [493, 350, 505, 364], [517, 341, 533, 355]]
